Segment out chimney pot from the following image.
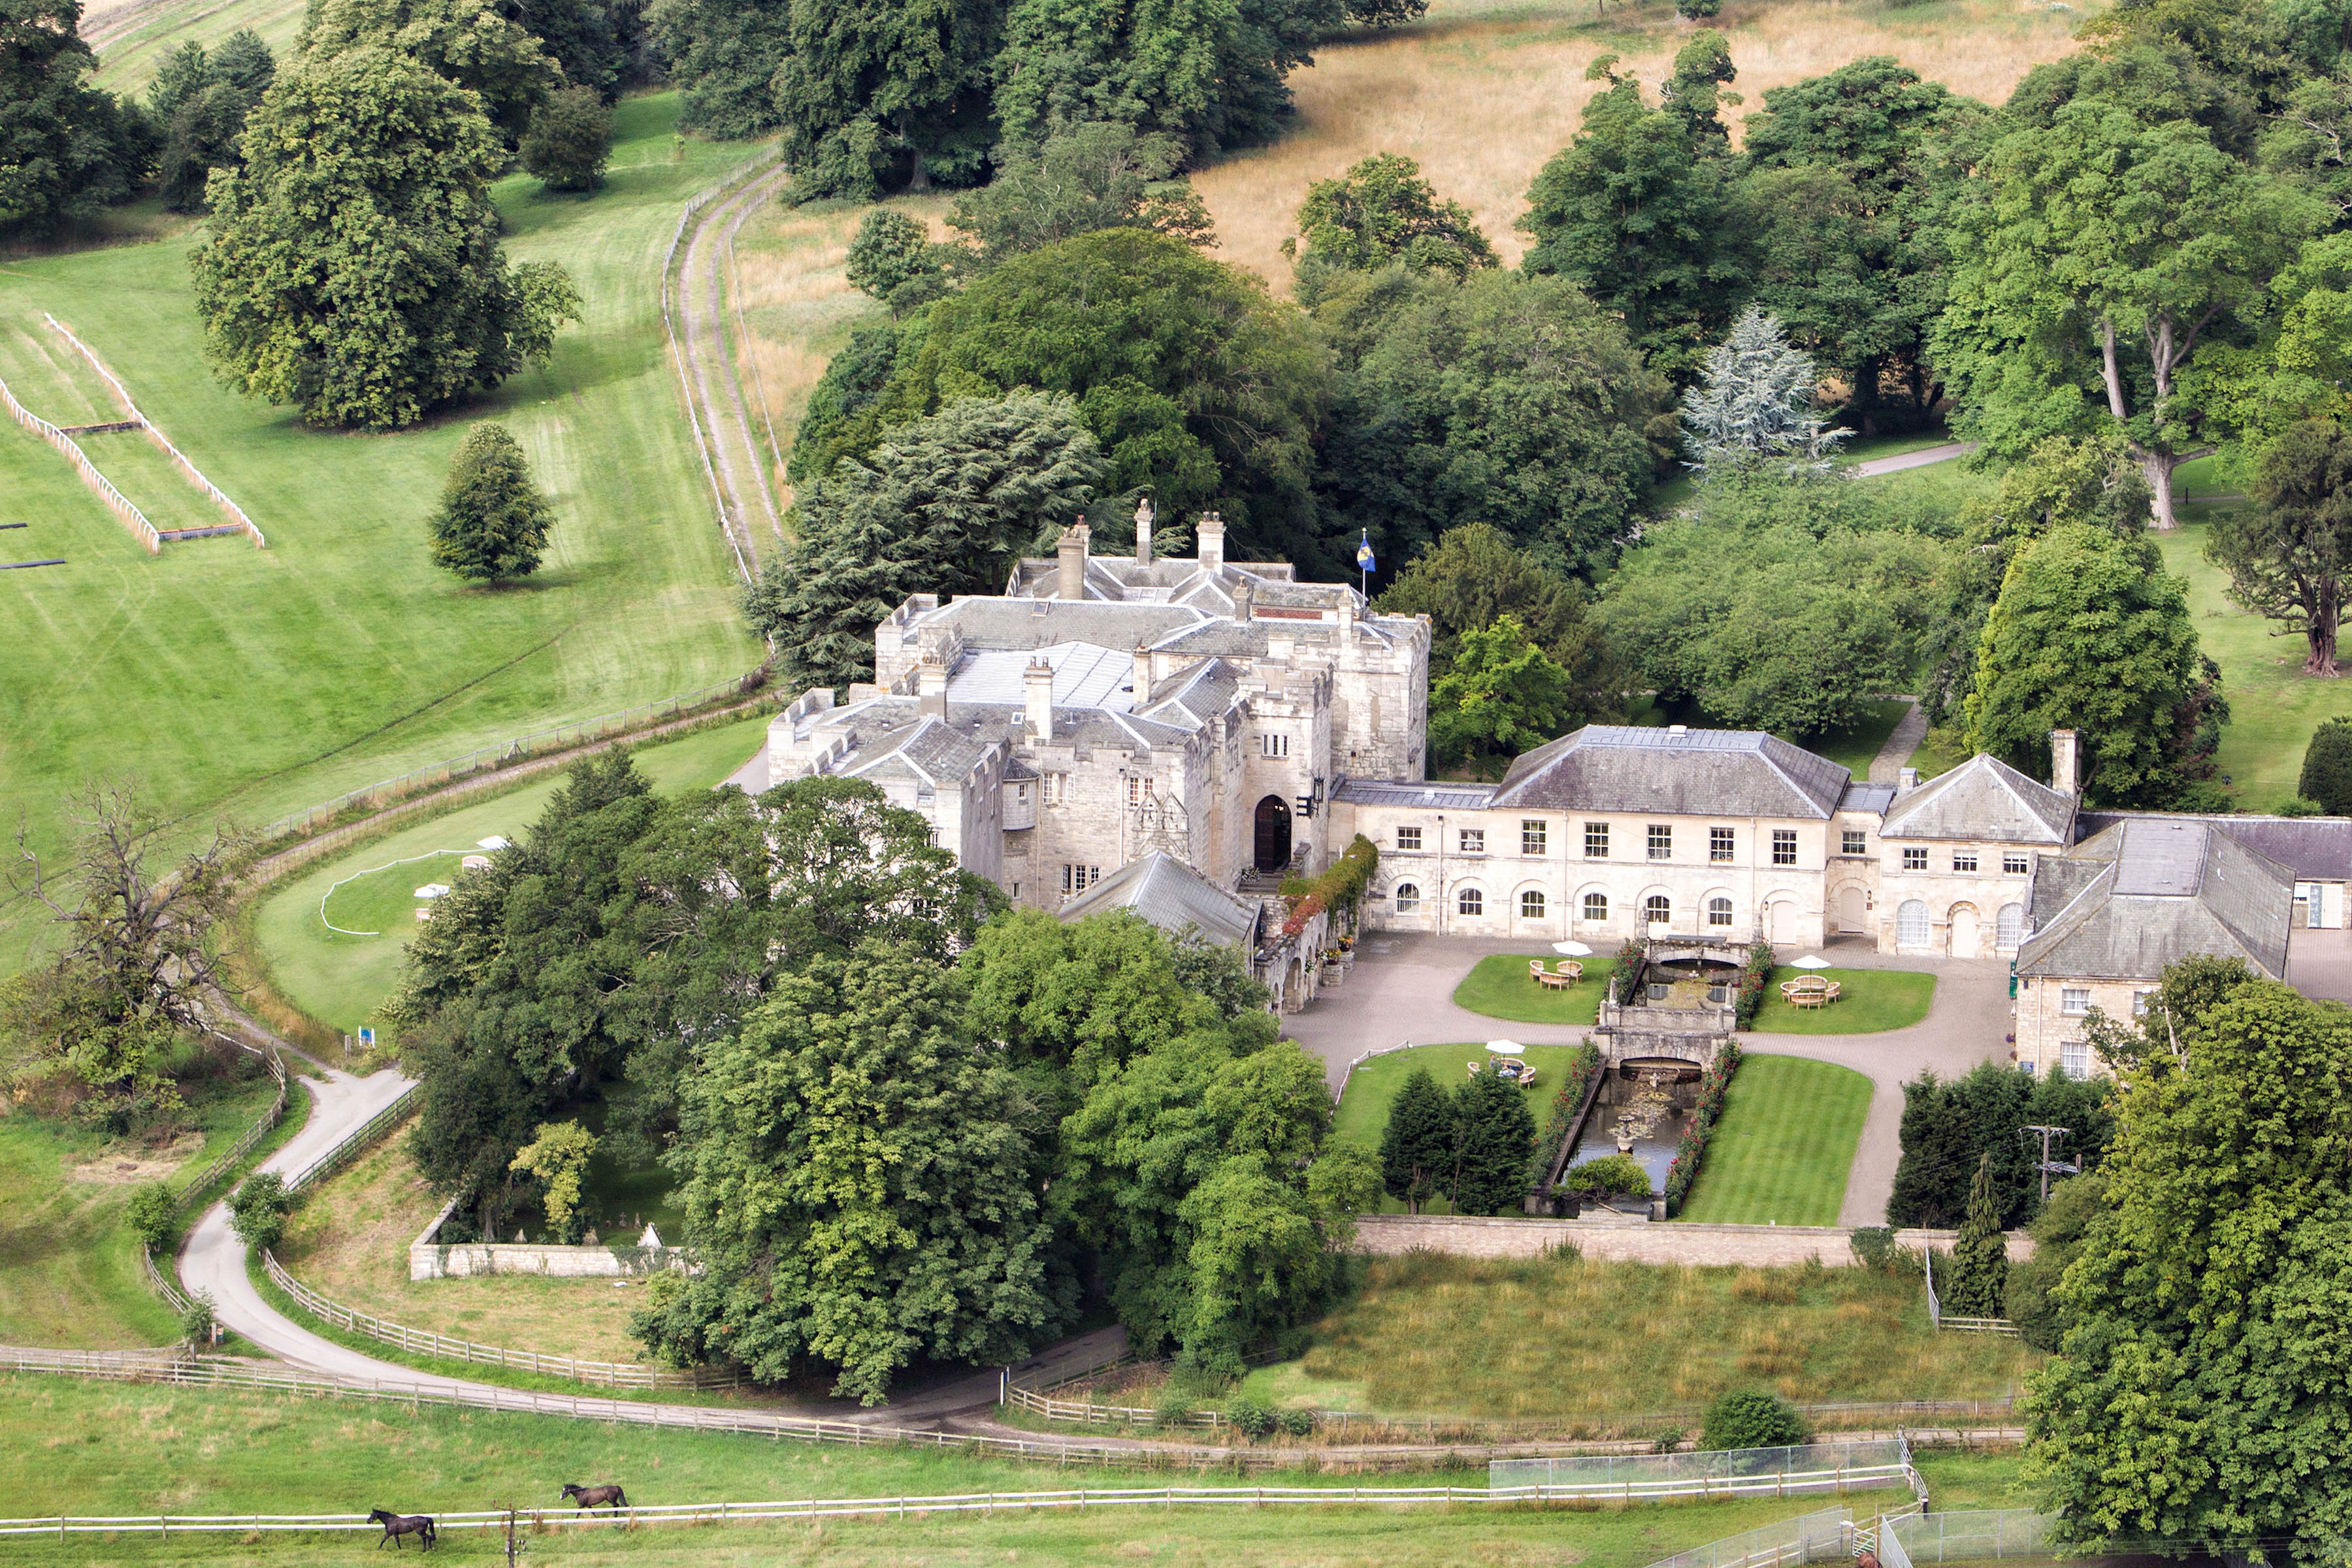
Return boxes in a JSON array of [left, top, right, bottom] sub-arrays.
[[2050, 728, 2081, 796], [1198, 511, 1224, 570], [1056, 519, 1090, 600], [1025, 657, 1054, 743]]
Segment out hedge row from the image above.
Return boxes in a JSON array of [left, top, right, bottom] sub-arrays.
[[1663, 1039, 1742, 1216], [1732, 939, 1775, 1027]]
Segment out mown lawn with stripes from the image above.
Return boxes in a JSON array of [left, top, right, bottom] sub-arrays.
[[1676, 1055, 1872, 1228]]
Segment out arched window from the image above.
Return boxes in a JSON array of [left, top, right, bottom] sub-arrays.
[[1644, 894, 1671, 926], [1520, 889, 1546, 921], [1394, 882, 1421, 914], [1996, 902, 2025, 947], [1582, 891, 1609, 923], [1458, 887, 1484, 917], [1707, 896, 1733, 928], [1897, 899, 1931, 947]]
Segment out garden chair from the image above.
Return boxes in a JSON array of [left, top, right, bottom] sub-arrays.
[[1468, 1060, 1483, 1079], [1556, 961, 1583, 984], [1528, 960, 1547, 984], [1823, 982, 1842, 1004]]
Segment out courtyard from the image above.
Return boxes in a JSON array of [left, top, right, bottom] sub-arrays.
[[1291, 932, 2010, 1228]]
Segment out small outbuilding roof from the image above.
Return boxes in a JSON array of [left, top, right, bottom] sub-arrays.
[[1487, 726, 1850, 819], [1056, 852, 1260, 948], [1880, 753, 2075, 845], [2075, 812, 2352, 883]]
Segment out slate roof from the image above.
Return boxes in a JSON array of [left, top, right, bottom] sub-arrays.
[[1057, 851, 1261, 947], [832, 711, 998, 791], [1881, 754, 2074, 845], [947, 643, 1137, 711], [2015, 817, 2293, 981], [1331, 777, 1500, 810], [1486, 726, 1850, 819], [1840, 781, 1898, 816], [2075, 812, 2352, 882], [918, 598, 1206, 653]]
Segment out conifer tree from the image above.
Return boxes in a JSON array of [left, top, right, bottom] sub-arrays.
[[1945, 1152, 2010, 1318], [428, 423, 557, 582], [1378, 1067, 1457, 1214], [1450, 1070, 1537, 1215]]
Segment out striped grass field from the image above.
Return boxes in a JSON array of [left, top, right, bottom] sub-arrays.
[[1676, 1056, 1871, 1227], [0, 93, 757, 976]]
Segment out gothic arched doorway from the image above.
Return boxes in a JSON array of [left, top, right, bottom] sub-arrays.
[[1254, 795, 1292, 872]]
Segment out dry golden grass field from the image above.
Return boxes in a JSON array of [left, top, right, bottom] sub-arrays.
[[1194, 0, 2100, 283]]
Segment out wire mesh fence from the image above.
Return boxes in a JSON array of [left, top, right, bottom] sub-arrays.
[[1887, 1511, 2055, 1563], [1642, 1505, 1854, 1568]]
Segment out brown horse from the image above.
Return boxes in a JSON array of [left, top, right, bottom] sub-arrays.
[[368, 1509, 436, 1550], [561, 1482, 629, 1512]]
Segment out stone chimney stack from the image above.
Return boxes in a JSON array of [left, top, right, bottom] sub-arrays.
[[1198, 511, 1224, 570], [916, 657, 949, 717], [1056, 519, 1090, 600], [2050, 728, 2080, 796], [1232, 576, 1254, 621], [1025, 656, 1054, 743], [1897, 766, 1919, 794], [1134, 496, 1154, 566]]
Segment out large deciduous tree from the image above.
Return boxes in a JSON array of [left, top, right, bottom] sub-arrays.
[[649, 0, 793, 135], [1288, 152, 1495, 286], [1426, 615, 1588, 771], [1598, 504, 1942, 739], [2207, 418, 2352, 674], [1373, 522, 1615, 691], [634, 942, 1062, 1403], [1964, 523, 2225, 806], [299, 0, 561, 140], [1933, 97, 2327, 527], [0, 0, 148, 240], [1735, 56, 1986, 428], [2027, 973, 2352, 1554], [744, 390, 1103, 688], [191, 46, 582, 430], [946, 121, 1213, 262], [1518, 51, 1747, 381], [772, 0, 1002, 199], [812, 228, 1330, 568], [1315, 269, 1662, 581], [519, 84, 614, 191]]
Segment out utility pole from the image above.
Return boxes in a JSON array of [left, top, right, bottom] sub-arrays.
[[2021, 1125, 2079, 1205], [502, 1507, 527, 1567]]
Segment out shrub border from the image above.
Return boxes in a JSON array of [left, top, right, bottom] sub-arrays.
[[1664, 1039, 1742, 1217]]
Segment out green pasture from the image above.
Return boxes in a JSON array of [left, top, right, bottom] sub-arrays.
[[0, 1379, 1830, 1567], [252, 713, 768, 1036], [90, 0, 317, 97], [1674, 1054, 1871, 1227], [0, 93, 762, 976], [1748, 968, 1935, 1035], [1450, 953, 1621, 1026], [0, 1058, 302, 1348], [1276, 1250, 2038, 1423], [2157, 520, 2352, 809]]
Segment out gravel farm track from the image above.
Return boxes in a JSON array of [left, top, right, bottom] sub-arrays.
[[667, 159, 793, 578]]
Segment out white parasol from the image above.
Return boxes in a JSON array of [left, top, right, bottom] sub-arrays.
[[1485, 1040, 1526, 1054], [1790, 955, 1833, 970], [1552, 941, 1595, 956]]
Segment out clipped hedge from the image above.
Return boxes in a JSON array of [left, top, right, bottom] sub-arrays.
[[1562, 1152, 1651, 1198], [1663, 1039, 1741, 1217], [1528, 1041, 1604, 1190]]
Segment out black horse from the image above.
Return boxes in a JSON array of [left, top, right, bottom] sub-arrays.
[[561, 1482, 629, 1511], [368, 1509, 437, 1550]]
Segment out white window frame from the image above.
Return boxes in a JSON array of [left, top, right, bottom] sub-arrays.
[[1709, 826, 1735, 863], [1647, 825, 1672, 861], [2004, 853, 2031, 875], [1394, 881, 1421, 913], [1707, 896, 1733, 928], [1395, 826, 1422, 851], [1457, 887, 1484, 917], [1771, 830, 1798, 867], [2060, 1041, 2091, 1079], [1522, 820, 1547, 856], [1952, 851, 1979, 873], [1584, 822, 1609, 858], [1582, 891, 1609, 923], [2061, 987, 2091, 1017], [1520, 889, 1546, 921], [1459, 828, 1485, 854], [1902, 847, 1928, 872]]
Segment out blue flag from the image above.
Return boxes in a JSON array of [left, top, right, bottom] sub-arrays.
[[1355, 532, 1376, 573]]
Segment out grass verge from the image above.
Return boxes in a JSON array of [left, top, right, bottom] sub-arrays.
[[1747, 968, 1934, 1035], [1283, 1251, 2039, 1422], [0, 1375, 1832, 1565], [1673, 1055, 1870, 1227], [1450, 955, 1620, 1026]]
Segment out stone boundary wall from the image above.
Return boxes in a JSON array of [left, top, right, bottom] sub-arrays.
[[408, 1195, 694, 1281], [1354, 1215, 2034, 1267]]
